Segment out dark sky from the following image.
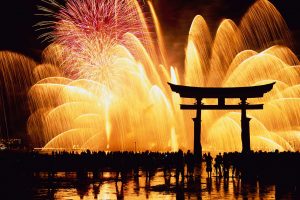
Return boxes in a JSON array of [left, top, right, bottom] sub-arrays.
[[0, 0, 299, 61]]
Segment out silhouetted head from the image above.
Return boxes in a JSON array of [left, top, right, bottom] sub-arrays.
[[178, 149, 183, 155]]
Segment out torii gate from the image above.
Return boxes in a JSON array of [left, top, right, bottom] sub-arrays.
[[168, 82, 275, 161]]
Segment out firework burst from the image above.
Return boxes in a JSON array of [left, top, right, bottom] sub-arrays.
[[38, 0, 147, 85]]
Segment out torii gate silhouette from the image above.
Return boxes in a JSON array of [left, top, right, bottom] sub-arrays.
[[168, 82, 275, 161]]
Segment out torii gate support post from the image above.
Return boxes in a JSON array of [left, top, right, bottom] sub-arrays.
[[193, 98, 202, 162], [241, 98, 251, 153]]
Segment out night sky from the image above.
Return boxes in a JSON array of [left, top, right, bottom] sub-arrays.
[[0, 0, 299, 62]]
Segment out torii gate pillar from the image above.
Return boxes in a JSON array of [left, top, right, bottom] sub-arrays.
[[241, 98, 251, 153], [193, 98, 202, 162]]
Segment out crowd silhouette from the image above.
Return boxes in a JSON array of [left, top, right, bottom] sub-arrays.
[[0, 149, 300, 183]]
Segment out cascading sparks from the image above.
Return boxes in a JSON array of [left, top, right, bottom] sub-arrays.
[[0, 0, 299, 152]]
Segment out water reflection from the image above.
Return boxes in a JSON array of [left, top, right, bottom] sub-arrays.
[[0, 165, 299, 199]]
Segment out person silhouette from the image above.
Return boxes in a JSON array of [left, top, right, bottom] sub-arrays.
[[205, 152, 213, 178], [186, 150, 195, 177], [176, 149, 185, 184], [214, 153, 223, 177], [222, 153, 230, 178]]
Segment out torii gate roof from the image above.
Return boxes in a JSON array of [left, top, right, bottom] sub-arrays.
[[168, 82, 275, 98]]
